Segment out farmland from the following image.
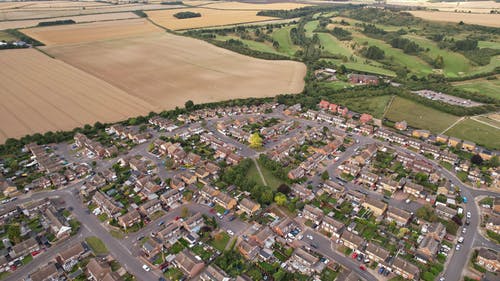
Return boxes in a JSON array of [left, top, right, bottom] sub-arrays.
[[201, 2, 309, 10], [385, 97, 460, 133], [409, 11, 500, 27], [0, 49, 153, 143], [22, 19, 163, 46], [147, 8, 276, 30], [453, 77, 500, 100], [445, 118, 500, 150]]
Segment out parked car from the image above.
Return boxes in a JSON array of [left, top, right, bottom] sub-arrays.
[[142, 265, 151, 272]]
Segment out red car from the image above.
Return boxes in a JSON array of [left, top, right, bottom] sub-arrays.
[[175, 216, 181, 221], [359, 265, 366, 271], [351, 253, 358, 259]]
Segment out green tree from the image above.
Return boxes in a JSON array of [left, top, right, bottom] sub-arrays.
[[8, 225, 21, 243], [260, 189, 274, 205], [248, 133, 263, 148], [274, 192, 287, 206], [185, 100, 194, 110], [433, 55, 444, 69], [321, 171, 330, 181]]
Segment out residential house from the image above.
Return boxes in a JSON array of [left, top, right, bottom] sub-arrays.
[[435, 205, 457, 220], [447, 137, 461, 148], [462, 140, 476, 152], [10, 237, 39, 259], [118, 210, 141, 229], [251, 226, 275, 248], [386, 206, 412, 227], [417, 235, 440, 261], [288, 167, 305, 180], [412, 130, 430, 139], [213, 192, 237, 210], [392, 257, 419, 280], [238, 198, 260, 217], [160, 189, 183, 206], [345, 190, 365, 204], [200, 185, 219, 200], [404, 182, 425, 198], [29, 263, 60, 281], [425, 222, 446, 241], [44, 206, 72, 239], [322, 180, 345, 198], [365, 243, 390, 264], [477, 248, 500, 272], [238, 239, 259, 260], [158, 222, 182, 245], [290, 248, 319, 274], [57, 242, 86, 272], [303, 204, 324, 225], [86, 258, 112, 280], [93, 192, 121, 218], [486, 214, 500, 234], [139, 199, 162, 217], [273, 218, 296, 237], [142, 238, 162, 258], [349, 74, 378, 85], [183, 212, 204, 233], [359, 171, 379, 187], [321, 216, 344, 238], [291, 184, 314, 201], [395, 121, 407, 131], [377, 177, 400, 194], [173, 250, 205, 278], [361, 198, 387, 217], [359, 113, 372, 124], [199, 265, 230, 281], [341, 231, 364, 251]]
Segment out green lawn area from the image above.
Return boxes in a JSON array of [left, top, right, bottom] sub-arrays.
[[21, 254, 33, 265], [320, 80, 354, 90], [247, 159, 284, 189], [385, 97, 460, 133], [337, 95, 393, 119], [164, 267, 184, 281], [469, 55, 500, 76], [272, 25, 300, 56], [215, 35, 283, 55], [475, 116, 500, 128], [353, 32, 433, 76], [445, 118, 500, 150], [304, 20, 319, 38], [453, 77, 500, 100], [85, 236, 109, 255], [0, 31, 16, 42], [478, 40, 500, 50], [109, 229, 124, 239], [404, 34, 471, 77], [318, 32, 353, 57], [210, 232, 230, 252]]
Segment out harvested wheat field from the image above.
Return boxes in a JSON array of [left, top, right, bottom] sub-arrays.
[[147, 8, 276, 30], [22, 18, 163, 45], [409, 10, 500, 27], [0, 49, 153, 143], [201, 2, 310, 10], [44, 32, 306, 110], [0, 12, 139, 30]]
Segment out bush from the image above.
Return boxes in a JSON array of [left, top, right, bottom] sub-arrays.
[[173, 11, 201, 19]]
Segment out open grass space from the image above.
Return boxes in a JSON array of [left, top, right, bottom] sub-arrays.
[[85, 236, 109, 255], [215, 34, 283, 55], [352, 32, 433, 76], [337, 95, 393, 119], [0, 31, 17, 41], [385, 97, 460, 133], [453, 77, 500, 100], [445, 118, 500, 150], [247, 159, 284, 189], [210, 232, 230, 252], [272, 25, 300, 56]]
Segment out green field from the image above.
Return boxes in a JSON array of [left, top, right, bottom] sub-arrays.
[[215, 35, 283, 55], [478, 40, 500, 50], [453, 77, 500, 100], [404, 34, 471, 77], [304, 20, 319, 38], [338, 95, 393, 119], [247, 159, 284, 189], [320, 80, 354, 90], [318, 32, 353, 57], [385, 97, 460, 133], [210, 232, 230, 251], [353, 32, 433, 76], [272, 26, 300, 56], [0, 31, 16, 42], [85, 236, 109, 255], [445, 118, 500, 150]]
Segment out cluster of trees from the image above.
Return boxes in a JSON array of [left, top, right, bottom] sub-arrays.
[[362, 24, 387, 37], [330, 27, 352, 41], [133, 10, 148, 17], [346, 8, 421, 27], [453, 39, 478, 51], [257, 4, 355, 19], [289, 18, 321, 62], [211, 39, 290, 60], [5, 29, 43, 46], [37, 19, 75, 26], [173, 11, 201, 19], [361, 45, 385, 60], [390, 37, 422, 54]]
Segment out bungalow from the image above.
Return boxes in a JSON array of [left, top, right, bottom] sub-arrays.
[[238, 198, 260, 217], [238, 239, 259, 260], [321, 216, 344, 238], [183, 212, 204, 233], [435, 205, 457, 220], [303, 204, 324, 225], [57, 242, 86, 272], [477, 248, 500, 272], [290, 248, 319, 274], [173, 250, 205, 278], [10, 237, 39, 259], [392, 257, 419, 280], [361, 198, 387, 217], [386, 206, 412, 227], [118, 210, 141, 229], [365, 243, 390, 264], [160, 189, 183, 206], [340, 231, 364, 251], [199, 265, 230, 281], [403, 182, 425, 198], [214, 191, 237, 210], [139, 198, 162, 217], [377, 177, 400, 194], [29, 263, 60, 281]]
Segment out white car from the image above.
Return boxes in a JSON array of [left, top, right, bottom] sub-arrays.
[[307, 235, 313, 240], [455, 244, 461, 251], [466, 211, 471, 218], [458, 236, 464, 243], [142, 264, 151, 272], [227, 229, 234, 236], [462, 227, 467, 234]]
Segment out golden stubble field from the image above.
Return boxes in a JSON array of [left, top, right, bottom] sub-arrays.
[[0, 49, 154, 143], [409, 10, 500, 27], [1, 19, 306, 142]]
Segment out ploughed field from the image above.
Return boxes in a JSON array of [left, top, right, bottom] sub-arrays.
[[0, 19, 306, 143]]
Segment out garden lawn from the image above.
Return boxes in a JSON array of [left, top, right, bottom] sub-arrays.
[[385, 97, 459, 133], [211, 232, 230, 252], [85, 236, 108, 255], [272, 25, 300, 56], [254, 159, 285, 189], [445, 118, 500, 150]]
